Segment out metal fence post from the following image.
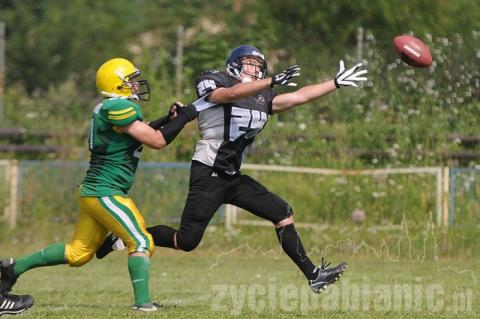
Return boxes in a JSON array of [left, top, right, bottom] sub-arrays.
[[435, 167, 443, 226], [449, 168, 456, 225], [225, 204, 233, 231], [5, 160, 19, 228], [442, 167, 450, 226]]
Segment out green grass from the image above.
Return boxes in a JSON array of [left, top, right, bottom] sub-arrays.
[[2, 226, 479, 319]]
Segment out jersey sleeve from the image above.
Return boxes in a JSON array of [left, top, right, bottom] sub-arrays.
[[265, 88, 277, 115], [195, 70, 232, 98], [103, 99, 143, 127]]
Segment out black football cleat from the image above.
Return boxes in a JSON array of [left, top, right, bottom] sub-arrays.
[[132, 302, 163, 312], [0, 258, 18, 295], [95, 233, 125, 259], [309, 258, 348, 293], [0, 293, 34, 316]]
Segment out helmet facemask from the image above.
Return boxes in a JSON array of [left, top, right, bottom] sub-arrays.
[[119, 70, 151, 101], [227, 56, 267, 82], [238, 57, 267, 81], [226, 45, 268, 81]]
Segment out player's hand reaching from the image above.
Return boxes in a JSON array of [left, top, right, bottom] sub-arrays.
[[176, 103, 198, 122], [334, 60, 368, 88], [168, 101, 183, 120], [270, 65, 301, 88], [148, 101, 185, 130]]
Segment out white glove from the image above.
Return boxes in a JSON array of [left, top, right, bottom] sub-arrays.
[[334, 60, 368, 88]]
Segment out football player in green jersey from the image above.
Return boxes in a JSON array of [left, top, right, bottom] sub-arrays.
[[0, 58, 198, 312]]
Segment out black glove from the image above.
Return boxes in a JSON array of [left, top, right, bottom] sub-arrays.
[[176, 104, 198, 121], [148, 101, 184, 130], [270, 64, 301, 88]]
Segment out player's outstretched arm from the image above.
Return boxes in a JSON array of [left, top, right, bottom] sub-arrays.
[[271, 60, 367, 113], [117, 104, 198, 149], [209, 65, 301, 104]]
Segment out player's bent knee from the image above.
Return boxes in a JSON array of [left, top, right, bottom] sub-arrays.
[[275, 216, 294, 229], [65, 243, 94, 267], [176, 235, 201, 252], [68, 253, 94, 267], [123, 232, 155, 256], [125, 242, 155, 257]]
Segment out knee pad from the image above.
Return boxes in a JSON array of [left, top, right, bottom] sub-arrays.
[[65, 242, 94, 267]]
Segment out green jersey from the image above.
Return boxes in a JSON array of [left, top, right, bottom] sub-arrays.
[[81, 98, 144, 197]]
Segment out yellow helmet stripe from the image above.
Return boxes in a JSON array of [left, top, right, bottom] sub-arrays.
[[108, 111, 137, 120], [108, 107, 134, 115]]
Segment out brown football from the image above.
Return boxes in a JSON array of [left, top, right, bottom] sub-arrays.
[[393, 35, 432, 68]]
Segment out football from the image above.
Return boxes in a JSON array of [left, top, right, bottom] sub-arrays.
[[393, 35, 432, 68]]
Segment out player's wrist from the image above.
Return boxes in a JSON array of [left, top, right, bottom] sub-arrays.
[[180, 104, 199, 121], [334, 78, 340, 89], [148, 115, 170, 130]]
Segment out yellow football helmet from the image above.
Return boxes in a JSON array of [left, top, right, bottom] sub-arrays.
[[95, 58, 150, 101]]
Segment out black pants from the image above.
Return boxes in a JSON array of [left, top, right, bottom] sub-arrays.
[[176, 161, 292, 251]]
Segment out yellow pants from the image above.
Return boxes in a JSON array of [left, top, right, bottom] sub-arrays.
[[65, 193, 154, 267]]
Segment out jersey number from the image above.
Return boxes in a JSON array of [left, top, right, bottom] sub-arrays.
[[197, 80, 217, 97], [229, 107, 267, 141]]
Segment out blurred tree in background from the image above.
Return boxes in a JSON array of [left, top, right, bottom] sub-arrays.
[[0, 0, 478, 166]]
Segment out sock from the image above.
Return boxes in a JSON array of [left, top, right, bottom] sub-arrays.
[[14, 243, 67, 277], [128, 256, 151, 305], [275, 224, 317, 280], [147, 225, 177, 248]]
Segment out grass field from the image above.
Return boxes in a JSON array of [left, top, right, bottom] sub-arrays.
[[2, 225, 479, 319]]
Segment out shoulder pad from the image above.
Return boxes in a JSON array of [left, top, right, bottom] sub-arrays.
[[102, 98, 137, 110], [200, 70, 220, 75]]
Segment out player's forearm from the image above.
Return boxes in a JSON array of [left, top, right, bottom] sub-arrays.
[[148, 114, 171, 130], [158, 104, 198, 145], [294, 80, 337, 103], [142, 132, 167, 150], [272, 80, 337, 113], [209, 78, 272, 103]]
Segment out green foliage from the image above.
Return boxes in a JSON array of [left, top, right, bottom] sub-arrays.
[[250, 30, 480, 168], [245, 170, 437, 225], [0, 1, 479, 167], [2, 1, 140, 91], [264, 0, 480, 48]]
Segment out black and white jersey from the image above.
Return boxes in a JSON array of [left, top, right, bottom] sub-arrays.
[[193, 70, 276, 175]]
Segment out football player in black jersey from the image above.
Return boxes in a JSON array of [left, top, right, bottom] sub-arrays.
[[97, 45, 368, 293]]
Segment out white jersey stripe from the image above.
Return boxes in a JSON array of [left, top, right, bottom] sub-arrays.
[[192, 94, 217, 112], [101, 197, 147, 250]]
